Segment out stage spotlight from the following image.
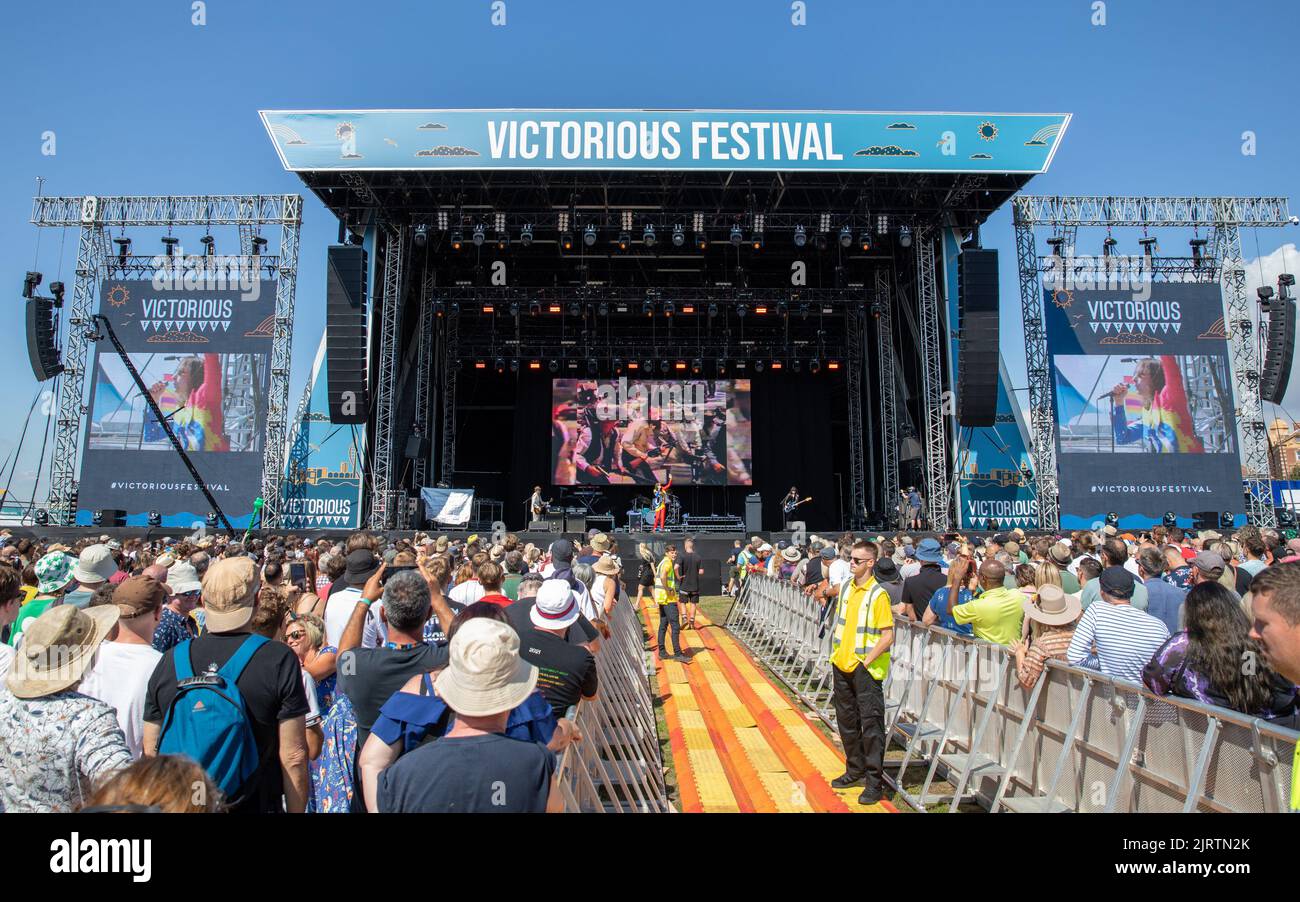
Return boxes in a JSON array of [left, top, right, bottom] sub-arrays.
[[472, 224, 486, 247], [451, 230, 464, 251], [791, 359, 802, 374], [583, 225, 597, 248], [510, 358, 519, 373], [413, 225, 428, 248], [567, 302, 581, 317], [92, 510, 104, 527], [1139, 236, 1158, 259], [859, 231, 872, 252], [707, 303, 719, 318], [672, 224, 685, 247], [509, 302, 520, 317], [161, 236, 180, 257], [736, 303, 747, 318], [597, 302, 609, 316], [474, 360, 488, 370], [1279, 508, 1298, 528], [839, 226, 852, 248], [1102, 236, 1118, 258], [696, 232, 708, 250], [754, 360, 765, 373], [495, 357, 506, 374], [770, 360, 783, 371], [717, 359, 728, 375], [618, 231, 631, 251], [1219, 511, 1235, 529], [659, 359, 670, 374], [663, 301, 675, 317], [520, 224, 534, 247], [34, 509, 48, 526], [1162, 511, 1177, 528], [206, 512, 219, 529], [691, 358, 702, 374], [547, 304, 562, 314], [613, 357, 624, 374], [548, 360, 560, 374], [827, 360, 840, 371], [528, 360, 542, 371], [1105, 512, 1119, 528], [777, 301, 788, 316], [681, 304, 695, 314], [899, 225, 913, 248], [561, 230, 574, 251], [627, 360, 640, 371], [642, 300, 654, 317], [809, 359, 821, 374], [148, 510, 162, 527], [793, 225, 807, 247], [730, 225, 743, 246], [815, 233, 828, 251], [643, 224, 656, 247], [114, 238, 131, 269], [674, 360, 688, 372], [876, 214, 889, 235], [751, 234, 763, 251], [529, 301, 541, 316], [587, 359, 598, 375], [200, 235, 215, 256], [754, 304, 768, 315]]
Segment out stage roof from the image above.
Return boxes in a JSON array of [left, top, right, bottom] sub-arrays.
[[261, 109, 1070, 175]]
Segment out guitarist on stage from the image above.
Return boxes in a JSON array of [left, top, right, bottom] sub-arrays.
[[782, 486, 812, 522], [652, 475, 673, 532]]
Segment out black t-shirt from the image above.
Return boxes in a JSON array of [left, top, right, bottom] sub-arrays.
[[514, 626, 599, 717], [377, 732, 556, 812], [144, 632, 309, 813], [902, 563, 948, 620], [637, 561, 655, 589], [678, 552, 702, 593], [504, 598, 598, 647], [804, 557, 824, 585], [1235, 565, 1252, 598], [337, 643, 450, 749]]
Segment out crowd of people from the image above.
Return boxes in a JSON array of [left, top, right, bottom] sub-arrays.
[[725, 524, 1300, 807], [0, 528, 645, 813]]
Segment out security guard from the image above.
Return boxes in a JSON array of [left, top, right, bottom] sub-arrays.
[[828, 539, 894, 805]]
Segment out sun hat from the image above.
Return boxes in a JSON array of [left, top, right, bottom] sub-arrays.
[[433, 618, 538, 717], [873, 557, 901, 583], [593, 555, 620, 577], [344, 549, 381, 587], [71, 544, 118, 586], [530, 578, 582, 630], [114, 575, 166, 620], [914, 537, 944, 564], [6, 603, 119, 699], [780, 546, 801, 563], [1024, 584, 1081, 627], [155, 553, 177, 569], [1048, 544, 1073, 566], [489, 544, 505, 561], [759, 543, 773, 554], [202, 557, 260, 632], [434, 536, 449, 553], [166, 561, 202, 595], [591, 533, 612, 553], [35, 551, 77, 595]]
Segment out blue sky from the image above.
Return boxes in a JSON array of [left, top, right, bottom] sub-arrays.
[[1, 0, 1297, 506]]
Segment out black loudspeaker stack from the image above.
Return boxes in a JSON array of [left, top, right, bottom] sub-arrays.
[[1260, 291, 1295, 406], [404, 435, 430, 461], [26, 296, 63, 382], [956, 248, 1000, 427], [326, 245, 369, 424]]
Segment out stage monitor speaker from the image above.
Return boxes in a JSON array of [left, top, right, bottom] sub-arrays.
[[566, 514, 587, 535], [404, 435, 429, 461], [1191, 510, 1219, 531], [1260, 295, 1295, 405], [698, 558, 722, 596], [745, 493, 763, 533], [326, 244, 369, 424], [26, 297, 63, 382], [956, 248, 1000, 427]]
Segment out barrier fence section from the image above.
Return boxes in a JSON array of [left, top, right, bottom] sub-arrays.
[[724, 575, 1300, 813], [556, 590, 673, 812]]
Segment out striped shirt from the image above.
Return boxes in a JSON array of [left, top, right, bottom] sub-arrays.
[[1066, 602, 1169, 683]]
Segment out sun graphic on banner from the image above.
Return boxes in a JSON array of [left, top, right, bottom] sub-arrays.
[[1051, 288, 1073, 308], [107, 284, 130, 307], [978, 121, 998, 142]]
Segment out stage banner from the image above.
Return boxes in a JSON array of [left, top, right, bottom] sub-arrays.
[[76, 275, 275, 527], [281, 334, 365, 530], [421, 487, 474, 527], [1045, 282, 1242, 530]]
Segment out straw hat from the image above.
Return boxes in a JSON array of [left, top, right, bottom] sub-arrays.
[[434, 618, 538, 717], [1023, 584, 1081, 627], [591, 533, 612, 553], [780, 546, 802, 563], [6, 603, 120, 699], [593, 555, 620, 577]]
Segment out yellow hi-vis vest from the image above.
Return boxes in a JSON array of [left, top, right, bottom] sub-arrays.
[[829, 575, 892, 680], [654, 557, 678, 605]]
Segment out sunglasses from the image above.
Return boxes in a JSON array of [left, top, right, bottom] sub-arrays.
[[285, 630, 306, 641], [850, 556, 873, 564]]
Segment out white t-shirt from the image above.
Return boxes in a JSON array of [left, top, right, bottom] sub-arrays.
[[362, 602, 388, 648], [302, 669, 321, 728], [324, 586, 363, 648], [448, 580, 485, 607], [78, 641, 163, 759], [900, 561, 922, 580], [586, 576, 612, 622], [828, 559, 851, 587]]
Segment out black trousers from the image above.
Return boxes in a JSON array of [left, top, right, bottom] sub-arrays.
[[657, 602, 682, 656], [832, 663, 885, 794]]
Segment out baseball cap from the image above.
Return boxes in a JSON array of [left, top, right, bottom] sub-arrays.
[[550, 539, 575, 564], [1099, 566, 1136, 599], [820, 546, 836, 560], [530, 578, 581, 630], [202, 557, 259, 632], [72, 544, 118, 586], [1191, 551, 1226, 575], [114, 575, 166, 619]]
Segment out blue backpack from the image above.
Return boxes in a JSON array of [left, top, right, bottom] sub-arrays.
[[158, 635, 268, 800]]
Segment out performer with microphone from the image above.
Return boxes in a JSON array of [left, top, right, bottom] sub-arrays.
[[1107, 356, 1204, 454]]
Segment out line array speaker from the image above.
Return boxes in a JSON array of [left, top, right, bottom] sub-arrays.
[[956, 248, 1000, 427], [1260, 294, 1295, 405], [26, 298, 63, 382], [326, 244, 369, 424]]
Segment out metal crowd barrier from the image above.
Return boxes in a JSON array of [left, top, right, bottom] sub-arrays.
[[725, 574, 1300, 813], [556, 588, 673, 812]]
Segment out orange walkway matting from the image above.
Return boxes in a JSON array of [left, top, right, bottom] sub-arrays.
[[640, 596, 897, 813]]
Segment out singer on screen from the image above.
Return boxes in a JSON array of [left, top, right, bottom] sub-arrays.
[[1108, 355, 1204, 454]]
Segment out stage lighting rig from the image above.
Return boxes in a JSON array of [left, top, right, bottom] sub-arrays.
[[413, 224, 428, 248], [730, 225, 743, 246], [200, 235, 215, 256], [859, 231, 872, 252], [643, 224, 656, 247], [1105, 512, 1119, 528], [793, 225, 807, 247], [148, 510, 162, 527], [839, 226, 852, 248], [518, 224, 532, 247], [1162, 512, 1177, 528], [22, 271, 41, 299], [162, 236, 180, 256], [114, 238, 131, 269], [583, 224, 597, 247], [618, 231, 631, 251], [1138, 236, 1158, 260], [671, 224, 685, 247], [451, 230, 464, 251], [898, 225, 913, 248], [472, 224, 486, 247]]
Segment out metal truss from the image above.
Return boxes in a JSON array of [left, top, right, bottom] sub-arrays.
[[282, 376, 314, 525], [439, 313, 460, 485], [411, 266, 437, 490], [1013, 195, 1291, 530], [845, 305, 866, 529], [875, 266, 900, 527], [915, 228, 950, 531], [434, 285, 878, 307], [1013, 196, 1291, 228], [368, 226, 405, 529], [28, 194, 301, 527]]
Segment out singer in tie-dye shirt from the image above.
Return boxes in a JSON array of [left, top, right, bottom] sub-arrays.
[[148, 354, 229, 452], [1108, 356, 1205, 454]]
